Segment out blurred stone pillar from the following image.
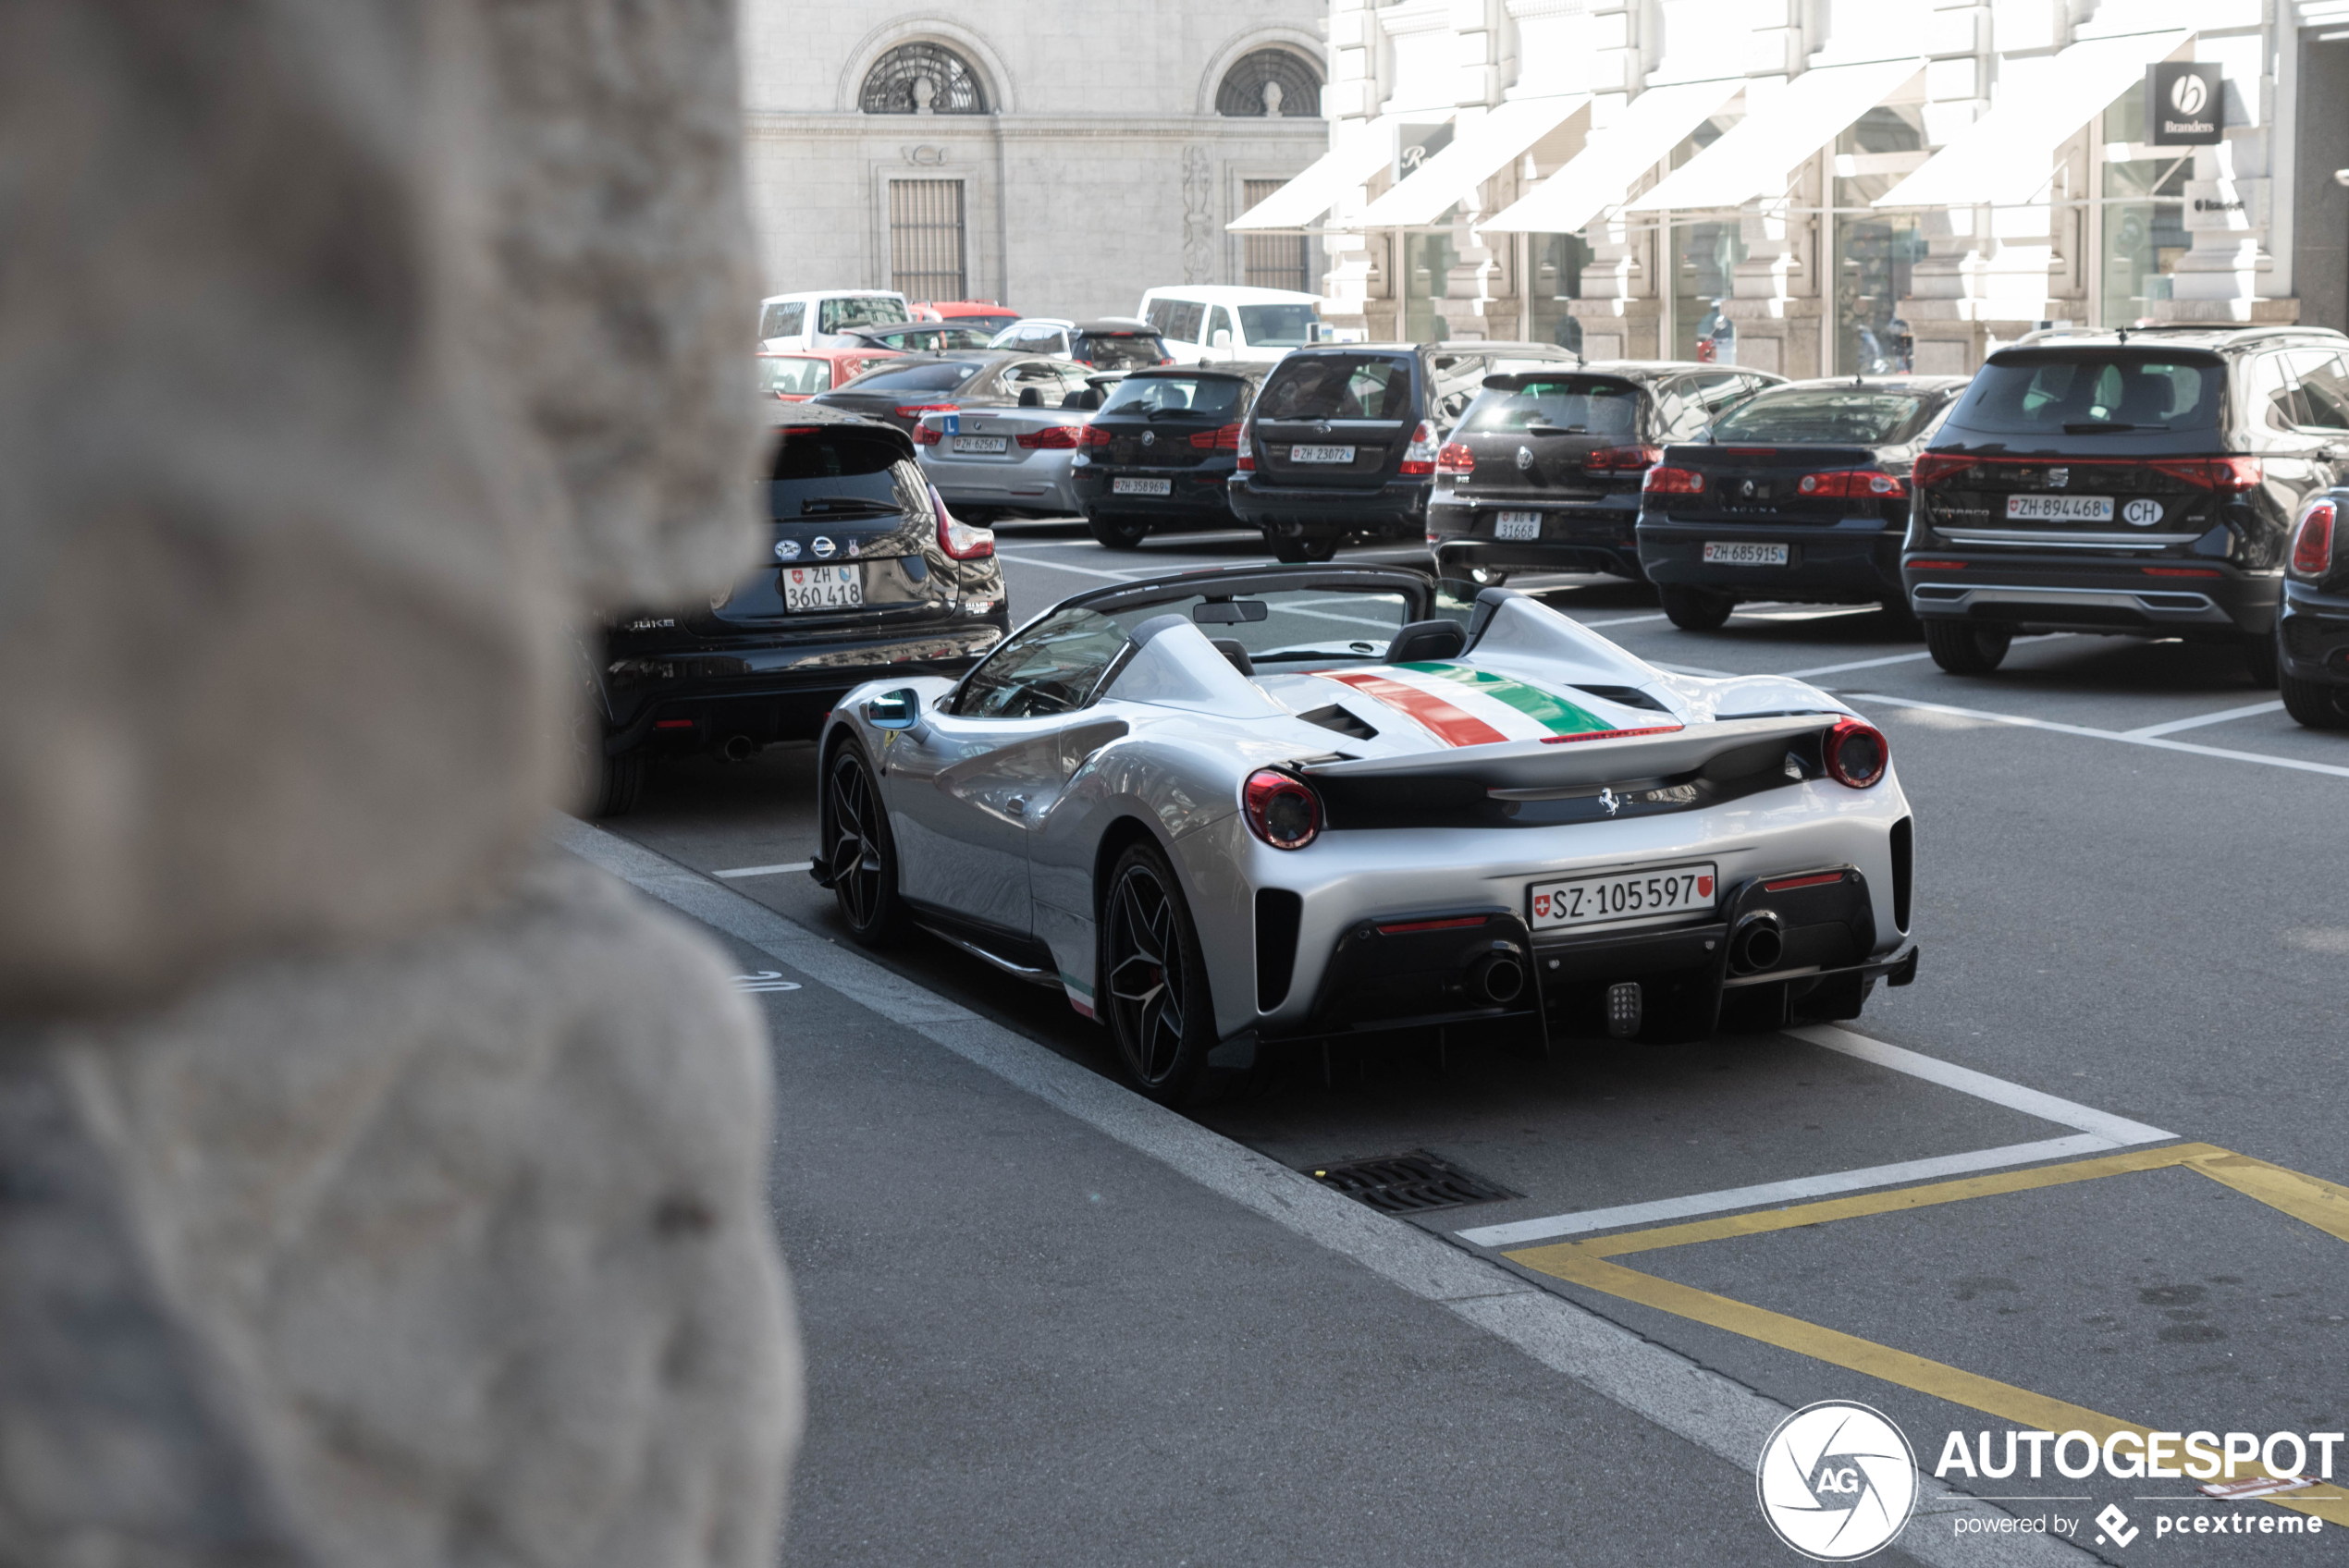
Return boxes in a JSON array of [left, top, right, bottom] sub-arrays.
[[0, 2, 799, 1565]]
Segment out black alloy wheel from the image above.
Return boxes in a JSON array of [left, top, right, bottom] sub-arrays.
[[826, 743, 909, 945], [1658, 584, 1735, 632], [1269, 530, 1338, 564], [1088, 513, 1151, 550], [1923, 618, 2012, 675], [2241, 631, 2280, 690], [1101, 842, 1215, 1105]]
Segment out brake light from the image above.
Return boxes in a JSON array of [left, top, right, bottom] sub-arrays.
[[1242, 769, 1320, 850], [1906, 559, 1967, 570], [1015, 424, 1080, 448], [1911, 453, 1976, 488], [1399, 420, 1440, 476], [1796, 469, 1908, 498], [1586, 445, 1665, 473], [896, 402, 959, 420], [1077, 424, 1114, 447], [1642, 466, 1704, 495], [1436, 442, 1475, 476], [1823, 718, 1888, 789], [2151, 456, 2263, 493], [1236, 419, 1256, 472], [912, 421, 941, 446], [932, 487, 993, 559], [1189, 423, 1244, 450], [2143, 566, 2221, 578], [2290, 500, 2336, 576]]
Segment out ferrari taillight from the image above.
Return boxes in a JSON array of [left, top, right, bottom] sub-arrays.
[[2290, 500, 2337, 576], [1823, 718, 1888, 789], [1398, 421, 1440, 476], [933, 487, 993, 560], [1436, 442, 1475, 476], [1242, 769, 1321, 850]]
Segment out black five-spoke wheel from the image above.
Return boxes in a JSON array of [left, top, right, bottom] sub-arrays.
[[827, 744, 906, 944], [1102, 843, 1212, 1103]]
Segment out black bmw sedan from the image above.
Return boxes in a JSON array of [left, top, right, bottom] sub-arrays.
[[581, 404, 1010, 815], [1068, 364, 1269, 548], [1635, 376, 1971, 631]]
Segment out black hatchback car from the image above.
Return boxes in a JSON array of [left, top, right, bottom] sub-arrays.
[[1635, 376, 1969, 630], [1068, 364, 1269, 548], [2280, 484, 2349, 726], [1902, 325, 2349, 680], [582, 404, 1011, 815], [1426, 362, 1782, 586], [812, 351, 1099, 435], [1228, 341, 1580, 561]]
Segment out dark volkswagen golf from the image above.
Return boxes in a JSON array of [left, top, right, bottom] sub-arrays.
[[1068, 364, 1269, 548], [583, 404, 1010, 815], [1635, 376, 1970, 631]]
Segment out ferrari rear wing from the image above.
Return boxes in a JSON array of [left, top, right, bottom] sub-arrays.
[[1297, 713, 1846, 790]]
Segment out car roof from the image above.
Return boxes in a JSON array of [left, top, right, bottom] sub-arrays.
[[2009, 325, 2349, 352], [1117, 362, 1270, 383], [1001, 317, 1076, 330], [1072, 320, 1162, 335], [758, 346, 901, 362], [1758, 375, 1974, 393], [758, 398, 915, 451]]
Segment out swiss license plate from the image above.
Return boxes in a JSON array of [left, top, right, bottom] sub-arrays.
[[952, 435, 1009, 454], [781, 563, 861, 612], [1290, 444, 1356, 463], [1113, 477, 1173, 496], [2006, 493, 2113, 522], [1494, 511, 1542, 540], [1530, 863, 1717, 932], [1703, 541, 1789, 566]]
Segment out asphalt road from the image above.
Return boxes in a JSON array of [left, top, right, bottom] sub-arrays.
[[593, 516, 2349, 1566]]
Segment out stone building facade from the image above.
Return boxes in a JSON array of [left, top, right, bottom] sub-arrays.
[[741, 2, 1329, 322], [1240, 0, 2349, 374]]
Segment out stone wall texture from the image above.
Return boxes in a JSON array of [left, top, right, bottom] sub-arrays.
[[0, 0, 797, 1562]]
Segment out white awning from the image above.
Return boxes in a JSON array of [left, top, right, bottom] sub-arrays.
[[1874, 30, 2191, 208], [1226, 111, 1455, 232], [1351, 93, 1591, 228], [1480, 79, 1746, 235], [1624, 58, 1924, 213]]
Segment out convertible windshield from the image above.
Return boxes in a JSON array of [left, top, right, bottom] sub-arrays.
[[1102, 588, 1418, 665], [1709, 390, 1933, 445]]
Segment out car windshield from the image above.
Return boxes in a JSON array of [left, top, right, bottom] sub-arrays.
[[1460, 379, 1640, 438], [759, 357, 831, 396], [1100, 376, 1250, 417], [1960, 352, 2224, 434], [1236, 304, 1319, 348], [830, 361, 974, 394], [1257, 355, 1414, 420], [1080, 335, 1168, 371], [1710, 390, 1934, 445], [818, 296, 909, 333]]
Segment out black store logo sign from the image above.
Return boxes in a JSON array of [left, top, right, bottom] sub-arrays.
[[2147, 62, 2224, 147]]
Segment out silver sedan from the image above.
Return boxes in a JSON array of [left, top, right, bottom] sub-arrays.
[[913, 375, 1109, 520]]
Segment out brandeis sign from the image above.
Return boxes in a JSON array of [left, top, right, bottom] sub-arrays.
[[2147, 61, 2224, 146]]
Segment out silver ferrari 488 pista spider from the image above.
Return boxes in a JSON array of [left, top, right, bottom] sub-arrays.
[[814, 566, 1917, 1103]]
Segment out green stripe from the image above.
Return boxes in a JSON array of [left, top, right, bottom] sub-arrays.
[[1395, 661, 1613, 736]]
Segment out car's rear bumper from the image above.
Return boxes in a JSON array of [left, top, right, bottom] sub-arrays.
[[2280, 577, 2349, 686], [1429, 493, 1644, 578], [1227, 474, 1429, 531], [1639, 516, 1903, 602], [920, 453, 1081, 515], [599, 615, 1010, 754], [1899, 551, 2277, 636], [1071, 464, 1238, 522]]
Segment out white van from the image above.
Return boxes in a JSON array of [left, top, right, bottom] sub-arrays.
[[756, 290, 912, 350], [1137, 286, 1324, 364]]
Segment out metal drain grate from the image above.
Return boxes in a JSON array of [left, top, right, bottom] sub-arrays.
[[1305, 1150, 1520, 1215]]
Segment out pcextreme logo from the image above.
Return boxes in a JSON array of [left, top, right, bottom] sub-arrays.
[[1757, 1402, 1919, 1561]]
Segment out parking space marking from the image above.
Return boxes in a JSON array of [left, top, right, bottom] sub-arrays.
[[990, 549, 1151, 582], [1792, 1025, 2175, 1145], [1580, 612, 1671, 627], [1504, 1142, 2349, 1527], [1778, 637, 2072, 682], [714, 860, 814, 879], [2121, 698, 2287, 739], [1842, 691, 2349, 781]]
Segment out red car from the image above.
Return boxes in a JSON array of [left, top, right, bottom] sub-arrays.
[[758, 348, 900, 401], [911, 300, 1022, 336]]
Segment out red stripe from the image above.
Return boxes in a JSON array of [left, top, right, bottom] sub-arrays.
[[1317, 670, 1507, 748], [1764, 871, 1846, 892], [1537, 725, 1682, 745]]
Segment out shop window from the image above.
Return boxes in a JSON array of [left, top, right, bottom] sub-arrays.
[[1833, 104, 1929, 374], [1530, 233, 1590, 354], [1666, 110, 1743, 362], [1403, 214, 1459, 344]]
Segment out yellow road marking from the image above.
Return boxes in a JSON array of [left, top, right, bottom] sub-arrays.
[[1504, 1142, 2349, 1527]]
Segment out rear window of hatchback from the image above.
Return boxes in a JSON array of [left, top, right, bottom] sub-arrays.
[[1959, 351, 2224, 435], [1460, 378, 1641, 439], [1101, 375, 1253, 417]]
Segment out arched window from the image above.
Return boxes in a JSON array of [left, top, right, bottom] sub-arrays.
[[1215, 48, 1321, 118], [859, 43, 987, 115]]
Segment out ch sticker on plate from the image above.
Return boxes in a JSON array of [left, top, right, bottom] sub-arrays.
[[782, 563, 861, 612], [1530, 863, 1716, 931], [1494, 511, 1542, 540]]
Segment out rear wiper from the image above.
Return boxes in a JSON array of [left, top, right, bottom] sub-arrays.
[[1524, 423, 1588, 436], [797, 496, 901, 517], [2063, 421, 2162, 434]]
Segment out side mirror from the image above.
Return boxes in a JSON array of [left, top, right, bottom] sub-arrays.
[[864, 689, 920, 730], [1212, 329, 1233, 350]]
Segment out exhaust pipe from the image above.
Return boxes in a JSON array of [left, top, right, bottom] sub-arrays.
[[1729, 911, 1784, 975], [719, 734, 757, 763], [1467, 945, 1526, 1006]]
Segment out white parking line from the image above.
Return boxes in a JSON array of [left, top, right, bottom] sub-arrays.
[[1458, 1024, 2174, 1248], [1841, 691, 2349, 780], [713, 861, 813, 880], [1779, 650, 1937, 680], [2122, 698, 2286, 738], [1582, 612, 1671, 628], [990, 548, 1150, 582]]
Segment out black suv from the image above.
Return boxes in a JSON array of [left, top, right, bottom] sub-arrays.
[[583, 404, 1011, 815], [1227, 341, 1578, 561], [1428, 362, 1781, 586], [1902, 325, 2349, 680], [812, 351, 1099, 435], [1069, 363, 1270, 548], [1636, 375, 1968, 628]]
